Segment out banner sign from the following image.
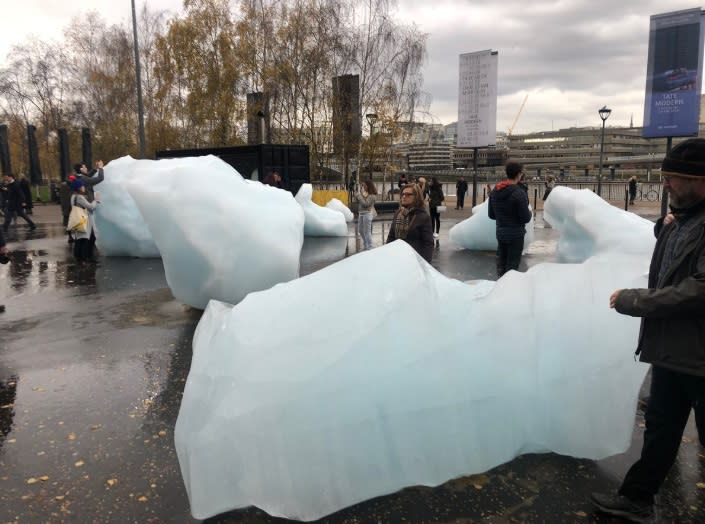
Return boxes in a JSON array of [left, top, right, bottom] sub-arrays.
[[643, 8, 705, 138], [457, 50, 498, 148]]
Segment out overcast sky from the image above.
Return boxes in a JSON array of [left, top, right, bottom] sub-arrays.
[[1, 0, 703, 134]]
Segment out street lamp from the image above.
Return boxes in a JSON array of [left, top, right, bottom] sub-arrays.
[[366, 113, 378, 182], [597, 105, 611, 197]]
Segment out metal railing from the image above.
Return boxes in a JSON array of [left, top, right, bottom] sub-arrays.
[[313, 180, 664, 204]]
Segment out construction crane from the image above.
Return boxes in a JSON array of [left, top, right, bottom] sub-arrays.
[[507, 94, 529, 136]]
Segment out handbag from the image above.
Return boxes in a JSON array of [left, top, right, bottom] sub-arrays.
[[67, 198, 89, 234], [436, 205, 447, 213]]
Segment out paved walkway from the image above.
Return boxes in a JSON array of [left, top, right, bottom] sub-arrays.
[[1, 201, 702, 524]]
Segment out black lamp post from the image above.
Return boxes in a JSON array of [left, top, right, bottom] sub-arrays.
[[597, 106, 611, 197], [366, 113, 378, 183]]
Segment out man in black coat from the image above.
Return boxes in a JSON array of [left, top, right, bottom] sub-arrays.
[[592, 138, 705, 523], [488, 162, 532, 277], [2, 174, 36, 232], [456, 176, 468, 209]]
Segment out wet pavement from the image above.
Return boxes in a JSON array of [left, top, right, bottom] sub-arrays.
[[1, 203, 703, 523]]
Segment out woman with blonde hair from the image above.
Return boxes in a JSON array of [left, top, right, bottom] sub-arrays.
[[387, 183, 434, 262], [355, 179, 378, 250]]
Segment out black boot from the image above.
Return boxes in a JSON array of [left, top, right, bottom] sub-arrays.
[[591, 492, 654, 523]]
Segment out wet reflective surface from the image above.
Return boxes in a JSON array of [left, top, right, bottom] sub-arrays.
[[1, 205, 703, 523]]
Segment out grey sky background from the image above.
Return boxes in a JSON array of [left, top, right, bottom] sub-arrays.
[[1, 0, 703, 134]]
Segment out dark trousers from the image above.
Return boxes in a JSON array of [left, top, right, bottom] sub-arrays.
[[619, 365, 705, 504], [496, 237, 524, 277], [73, 238, 92, 262], [430, 208, 440, 233], [3, 208, 35, 230], [457, 192, 466, 209]]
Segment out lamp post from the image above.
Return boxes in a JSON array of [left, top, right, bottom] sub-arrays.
[[131, 0, 146, 158], [366, 113, 378, 185], [597, 105, 611, 197]]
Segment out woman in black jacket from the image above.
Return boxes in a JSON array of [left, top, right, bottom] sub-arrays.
[[428, 177, 445, 238], [387, 183, 434, 262]]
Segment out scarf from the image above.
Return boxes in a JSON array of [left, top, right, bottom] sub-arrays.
[[394, 207, 413, 239]]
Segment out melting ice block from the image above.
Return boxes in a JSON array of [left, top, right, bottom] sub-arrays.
[[94, 156, 161, 258], [295, 184, 348, 236], [126, 155, 304, 309], [176, 188, 654, 520], [545, 187, 655, 262], [449, 199, 535, 252], [325, 198, 354, 222]]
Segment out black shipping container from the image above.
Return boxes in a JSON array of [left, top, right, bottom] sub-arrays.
[[155, 144, 310, 195]]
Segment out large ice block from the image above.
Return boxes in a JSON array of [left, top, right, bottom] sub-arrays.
[[175, 189, 654, 520], [126, 155, 304, 309], [94, 156, 161, 258]]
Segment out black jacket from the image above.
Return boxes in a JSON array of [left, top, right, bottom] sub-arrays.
[[387, 207, 434, 263], [429, 184, 444, 208], [456, 180, 468, 195], [487, 180, 532, 241], [3, 180, 26, 211], [19, 178, 32, 208], [615, 199, 705, 377]]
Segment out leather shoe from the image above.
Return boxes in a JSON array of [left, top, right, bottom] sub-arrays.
[[591, 492, 654, 523]]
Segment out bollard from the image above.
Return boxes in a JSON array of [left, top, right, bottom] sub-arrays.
[[624, 187, 628, 211], [533, 188, 538, 214]]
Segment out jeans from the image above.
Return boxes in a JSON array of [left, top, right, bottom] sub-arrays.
[[457, 192, 465, 209], [619, 365, 705, 504], [358, 213, 373, 250]]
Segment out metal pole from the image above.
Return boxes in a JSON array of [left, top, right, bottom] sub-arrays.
[[660, 137, 672, 218], [472, 147, 478, 207], [597, 119, 606, 197], [131, 0, 146, 158]]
